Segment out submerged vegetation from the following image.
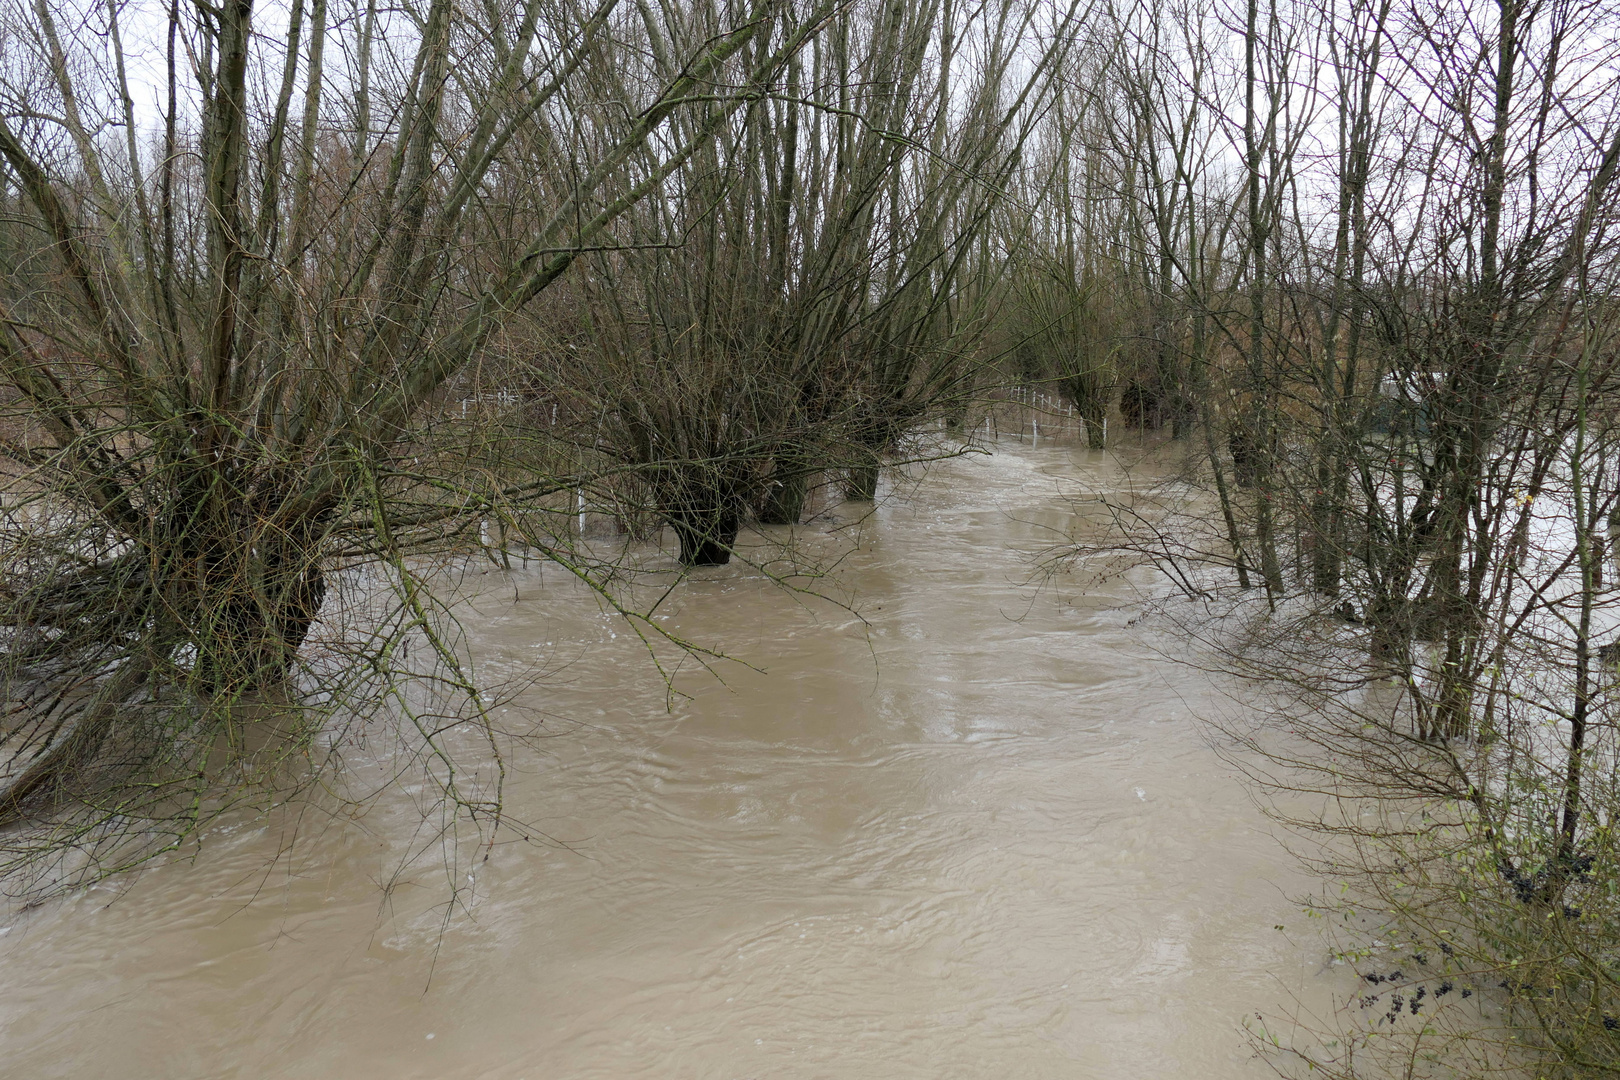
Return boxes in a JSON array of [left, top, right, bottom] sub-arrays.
[[2, 0, 1620, 1073]]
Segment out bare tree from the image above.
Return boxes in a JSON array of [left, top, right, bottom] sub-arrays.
[[1052, 0, 1620, 1071], [525, 0, 1087, 565], [0, 0, 834, 888]]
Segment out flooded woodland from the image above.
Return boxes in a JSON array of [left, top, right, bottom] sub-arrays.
[[3, 437, 1347, 1078], [1, 0, 1619, 1075]]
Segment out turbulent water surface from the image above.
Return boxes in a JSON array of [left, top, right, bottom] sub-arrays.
[[2, 439, 1340, 1078]]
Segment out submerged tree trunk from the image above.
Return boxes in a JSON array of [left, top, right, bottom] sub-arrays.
[[845, 459, 880, 501], [1081, 398, 1108, 450], [661, 469, 746, 566], [1058, 372, 1109, 449], [758, 453, 813, 525], [193, 551, 327, 695], [669, 509, 741, 565]]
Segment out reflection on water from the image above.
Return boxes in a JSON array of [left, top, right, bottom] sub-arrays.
[[0, 441, 1337, 1079]]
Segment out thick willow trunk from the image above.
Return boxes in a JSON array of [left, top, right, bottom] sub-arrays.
[[1229, 423, 1259, 487], [1080, 397, 1107, 450], [1119, 382, 1156, 429], [149, 462, 330, 694], [668, 508, 740, 566], [661, 468, 745, 566], [758, 454, 812, 525], [1169, 398, 1194, 440], [845, 462, 879, 501], [192, 557, 326, 694], [1060, 373, 1109, 449]]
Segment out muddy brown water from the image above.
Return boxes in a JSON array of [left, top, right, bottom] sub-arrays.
[[1, 441, 1341, 1079]]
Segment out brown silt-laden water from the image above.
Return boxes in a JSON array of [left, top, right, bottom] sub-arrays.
[[1, 442, 1334, 1078]]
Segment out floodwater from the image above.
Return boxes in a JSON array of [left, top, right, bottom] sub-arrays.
[[1, 439, 1338, 1079]]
